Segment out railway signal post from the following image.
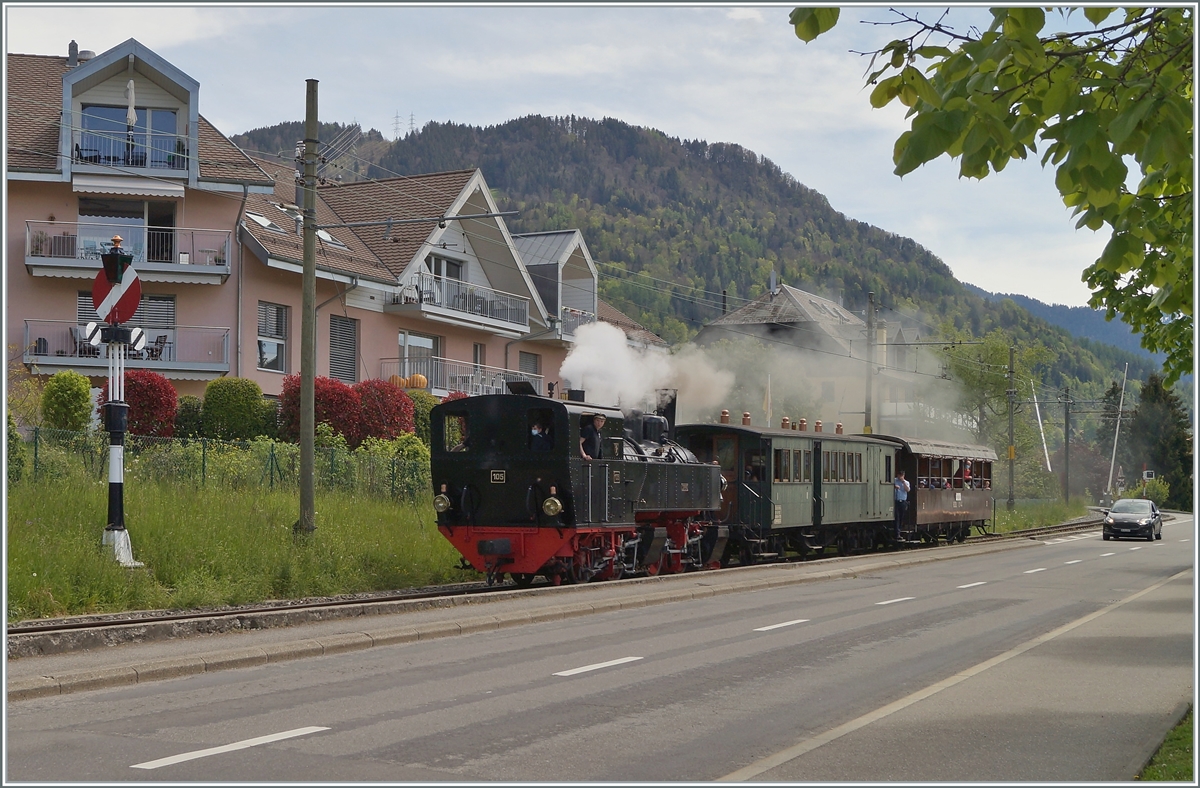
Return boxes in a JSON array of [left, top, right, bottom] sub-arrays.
[[93, 236, 144, 568]]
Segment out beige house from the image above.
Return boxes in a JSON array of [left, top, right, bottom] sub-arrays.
[[8, 39, 601, 403]]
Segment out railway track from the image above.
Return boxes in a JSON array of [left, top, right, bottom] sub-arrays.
[[8, 517, 1102, 646]]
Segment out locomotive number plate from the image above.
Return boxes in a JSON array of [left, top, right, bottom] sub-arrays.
[[681, 482, 689, 492], [612, 470, 621, 484], [490, 470, 506, 484]]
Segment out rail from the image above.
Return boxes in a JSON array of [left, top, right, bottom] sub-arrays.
[[393, 272, 529, 329], [73, 128, 188, 170], [560, 306, 596, 337], [380, 355, 543, 396], [23, 320, 229, 365]]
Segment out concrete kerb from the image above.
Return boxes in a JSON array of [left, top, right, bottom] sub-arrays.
[[7, 537, 1044, 703]]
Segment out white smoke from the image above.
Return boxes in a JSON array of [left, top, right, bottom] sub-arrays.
[[559, 322, 734, 413]]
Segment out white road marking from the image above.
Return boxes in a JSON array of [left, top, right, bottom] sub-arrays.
[[754, 619, 810, 632], [957, 582, 987, 589], [554, 656, 642, 676], [717, 567, 1193, 782], [875, 597, 914, 606], [131, 726, 329, 770], [1023, 568, 1046, 574], [1130, 546, 1143, 551], [1064, 560, 1082, 565], [1101, 552, 1116, 557], [1180, 539, 1190, 543]]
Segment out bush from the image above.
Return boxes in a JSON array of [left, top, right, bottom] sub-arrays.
[[355, 379, 414, 440], [279, 374, 363, 447], [41, 370, 93, 431], [202, 377, 265, 440], [258, 398, 279, 440], [174, 395, 203, 438], [98, 369, 177, 437], [409, 389, 440, 447], [8, 410, 27, 483], [1124, 478, 1170, 507]]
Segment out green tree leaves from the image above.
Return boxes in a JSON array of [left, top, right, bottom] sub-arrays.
[[790, 7, 1194, 383], [790, 8, 840, 42]]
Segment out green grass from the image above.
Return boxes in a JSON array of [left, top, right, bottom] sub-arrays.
[[992, 499, 1089, 534], [1140, 709, 1193, 781], [7, 477, 470, 623]]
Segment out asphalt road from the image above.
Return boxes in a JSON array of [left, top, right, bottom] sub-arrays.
[[7, 517, 1193, 782]]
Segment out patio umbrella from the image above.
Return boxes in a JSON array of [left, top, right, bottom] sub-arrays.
[[124, 79, 136, 165]]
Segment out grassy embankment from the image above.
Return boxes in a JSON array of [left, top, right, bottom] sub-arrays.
[[1140, 709, 1193, 781], [7, 477, 467, 623], [992, 499, 1089, 533]]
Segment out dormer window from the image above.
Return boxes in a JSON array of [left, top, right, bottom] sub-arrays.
[[78, 105, 182, 169], [426, 254, 462, 280]]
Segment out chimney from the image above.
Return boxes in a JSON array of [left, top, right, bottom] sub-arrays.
[[742, 412, 751, 426], [798, 418, 807, 431], [835, 423, 844, 435], [814, 420, 823, 433], [68, 40, 78, 67], [720, 409, 730, 424]]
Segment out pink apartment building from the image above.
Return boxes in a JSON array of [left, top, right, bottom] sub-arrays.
[[8, 39, 617, 404]]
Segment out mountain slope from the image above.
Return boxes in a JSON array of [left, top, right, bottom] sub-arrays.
[[232, 116, 1160, 388]]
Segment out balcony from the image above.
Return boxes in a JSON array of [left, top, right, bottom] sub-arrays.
[[560, 306, 596, 338], [387, 272, 529, 334], [25, 222, 231, 284], [380, 356, 542, 397], [23, 320, 230, 381], [73, 129, 188, 171]]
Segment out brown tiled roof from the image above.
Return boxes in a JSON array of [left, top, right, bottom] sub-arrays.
[[702, 284, 860, 354], [317, 170, 476, 278], [597, 299, 669, 347], [7, 54, 70, 171], [196, 117, 272, 184], [240, 155, 394, 283], [6, 51, 271, 184]]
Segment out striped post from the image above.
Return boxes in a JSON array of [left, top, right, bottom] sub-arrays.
[[99, 325, 142, 568]]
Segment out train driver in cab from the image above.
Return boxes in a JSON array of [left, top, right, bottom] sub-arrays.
[[580, 413, 605, 460]]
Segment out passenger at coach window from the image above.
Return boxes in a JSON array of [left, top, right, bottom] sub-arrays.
[[580, 414, 605, 460]]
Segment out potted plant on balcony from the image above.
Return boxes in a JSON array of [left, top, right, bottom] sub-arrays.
[[29, 230, 49, 257]]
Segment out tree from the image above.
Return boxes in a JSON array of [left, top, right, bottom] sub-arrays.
[[41, 370, 93, 432], [1125, 373, 1192, 510], [791, 7, 1193, 383]]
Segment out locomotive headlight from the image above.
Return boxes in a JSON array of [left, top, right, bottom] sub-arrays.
[[433, 494, 452, 513], [542, 496, 563, 516]]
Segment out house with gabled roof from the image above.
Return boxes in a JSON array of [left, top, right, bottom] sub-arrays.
[[8, 38, 273, 394]]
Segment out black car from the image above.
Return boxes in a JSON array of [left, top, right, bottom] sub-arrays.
[[1102, 498, 1163, 541]]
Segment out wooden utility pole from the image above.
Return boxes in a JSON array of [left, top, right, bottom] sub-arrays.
[[863, 291, 874, 434], [1062, 387, 1072, 503], [1006, 345, 1016, 511], [298, 79, 318, 534]]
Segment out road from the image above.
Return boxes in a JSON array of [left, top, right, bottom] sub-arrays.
[[7, 517, 1193, 782]]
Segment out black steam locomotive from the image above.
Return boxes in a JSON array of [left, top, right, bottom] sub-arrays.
[[429, 392, 996, 585]]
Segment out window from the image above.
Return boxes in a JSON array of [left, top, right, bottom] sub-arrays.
[[792, 449, 802, 482], [401, 331, 439, 382], [426, 254, 463, 280], [329, 314, 358, 383], [78, 198, 176, 263], [518, 351, 540, 376], [444, 412, 470, 452], [473, 343, 487, 368], [822, 451, 830, 482], [316, 229, 348, 249], [528, 408, 555, 451], [79, 105, 178, 168], [884, 455, 893, 484], [245, 212, 284, 233], [257, 302, 288, 373], [773, 448, 791, 483], [802, 450, 812, 483]]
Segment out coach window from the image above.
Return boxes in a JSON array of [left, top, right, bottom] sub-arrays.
[[883, 455, 892, 484], [745, 450, 765, 482], [445, 412, 470, 452], [822, 451, 831, 483], [802, 450, 812, 483], [774, 448, 791, 483], [528, 408, 554, 451], [791, 449, 802, 482]]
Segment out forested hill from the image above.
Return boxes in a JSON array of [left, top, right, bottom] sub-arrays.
[[232, 115, 1159, 388]]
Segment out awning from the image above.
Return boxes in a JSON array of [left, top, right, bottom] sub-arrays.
[[72, 174, 184, 199]]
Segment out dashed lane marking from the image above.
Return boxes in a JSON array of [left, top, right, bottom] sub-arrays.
[[1101, 552, 1116, 557], [1130, 546, 1143, 551], [875, 597, 914, 606], [1024, 568, 1047, 574], [1064, 560, 1082, 565], [131, 727, 329, 770], [554, 656, 642, 677], [754, 619, 810, 632], [717, 567, 1193, 781], [957, 582, 987, 589]]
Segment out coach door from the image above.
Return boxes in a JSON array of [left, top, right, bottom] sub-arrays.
[[812, 440, 823, 527]]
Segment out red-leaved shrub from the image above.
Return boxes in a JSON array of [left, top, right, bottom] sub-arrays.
[[279, 374, 363, 446], [355, 379, 415, 440], [97, 369, 178, 437]]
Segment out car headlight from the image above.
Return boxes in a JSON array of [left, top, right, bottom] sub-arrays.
[[433, 494, 452, 513], [1139, 518, 1152, 526], [1105, 517, 1114, 524], [542, 496, 563, 516]]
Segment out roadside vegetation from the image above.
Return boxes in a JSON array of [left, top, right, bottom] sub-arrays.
[[992, 499, 1088, 534], [6, 478, 466, 623], [1139, 709, 1193, 781]]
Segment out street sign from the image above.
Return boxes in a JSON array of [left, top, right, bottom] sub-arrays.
[[85, 321, 103, 347], [92, 267, 141, 325], [130, 327, 146, 352]]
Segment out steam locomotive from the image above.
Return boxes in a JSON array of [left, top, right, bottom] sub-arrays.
[[429, 390, 996, 585]]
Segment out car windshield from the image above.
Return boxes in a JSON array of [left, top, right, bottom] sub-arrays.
[[1110, 499, 1151, 514]]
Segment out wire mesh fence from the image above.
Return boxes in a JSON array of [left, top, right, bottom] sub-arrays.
[[20, 427, 431, 500]]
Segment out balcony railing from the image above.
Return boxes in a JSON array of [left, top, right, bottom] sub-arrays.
[[380, 356, 542, 396], [392, 272, 529, 329], [26, 221, 230, 268], [561, 306, 596, 337], [24, 320, 229, 369], [73, 129, 188, 170]]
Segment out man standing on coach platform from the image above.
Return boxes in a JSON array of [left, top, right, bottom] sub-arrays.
[[580, 413, 605, 460], [894, 468, 910, 541]]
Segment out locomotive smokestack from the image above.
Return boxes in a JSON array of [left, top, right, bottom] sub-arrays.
[[655, 388, 678, 438]]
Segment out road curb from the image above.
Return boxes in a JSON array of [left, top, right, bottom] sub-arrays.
[[7, 538, 1044, 702]]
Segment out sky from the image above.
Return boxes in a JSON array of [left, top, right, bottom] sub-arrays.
[[6, 3, 1110, 308]]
